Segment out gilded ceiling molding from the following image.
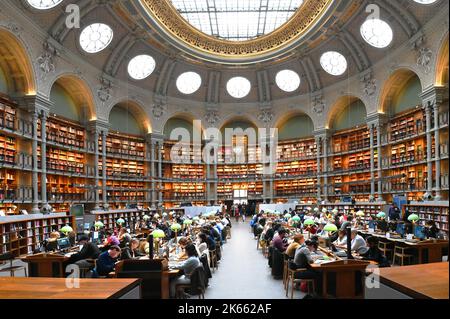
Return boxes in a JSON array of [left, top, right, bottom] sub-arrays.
[[137, 0, 340, 64]]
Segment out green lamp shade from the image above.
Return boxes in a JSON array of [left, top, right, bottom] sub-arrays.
[[94, 221, 104, 228], [304, 219, 315, 226], [284, 213, 292, 219], [324, 224, 338, 232], [60, 225, 73, 234], [152, 229, 165, 238], [408, 214, 419, 222], [356, 211, 365, 217], [116, 218, 125, 225], [171, 223, 182, 231], [183, 219, 193, 225], [291, 216, 301, 222], [314, 208, 319, 212], [162, 212, 168, 217], [376, 212, 386, 218], [143, 215, 150, 221], [192, 216, 200, 221]]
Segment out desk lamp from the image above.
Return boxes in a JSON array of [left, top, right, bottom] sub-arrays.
[[356, 210, 365, 228], [407, 213, 419, 236], [60, 225, 73, 236], [170, 223, 182, 243], [152, 229, 165, 258], [303, 219, 315, 239], [323, 223, 338, 236], [94, 221, 104, 231], [116, 218, 125, 227], [284, 213, 292, 222], [291, 216, 301, 228]]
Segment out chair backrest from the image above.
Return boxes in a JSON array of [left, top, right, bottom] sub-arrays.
[[0, 253, 13, 262], [199, 253, 212, 279], [189, 266, 207, 295]]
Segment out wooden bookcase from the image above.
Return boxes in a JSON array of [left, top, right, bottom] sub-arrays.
[[275, 178, 317, 198], [319, 202, 386, 223], [0, 98, 16, 131], [163, 182, 205, 201], [404, 202, 449, 235], [106, 181, 146, 203], [0, 134, 16, 165], [277, 139, 316, 160], [39, 116, 85, 148], [103, 133, 145, 158], [388, 107, 426, 142], [0, 213, 75, 257]]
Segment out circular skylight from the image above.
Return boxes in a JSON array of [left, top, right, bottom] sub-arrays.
[[412, 0, 437, 4], [128, 55, 156, 80], [360, 19, 393, 48], [170, 0, 305, 41], [227, 77, 251, 99], [276, 70, 301, 92], [176, 72, 202, 94], [27, 0, 63, 9], [320, 51, 347, 76], [79, 23, 114, 53]]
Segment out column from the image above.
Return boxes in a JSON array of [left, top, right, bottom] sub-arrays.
[[425, 104, 433, 198], [323, 136, 329, 202], [101, 130, 108, 208], [150, 140, 156, 208], [433, 102, 441, 200], [376, 122, 383, 200], [93, 129, 100, 210], [158, 141, 163, 203], [31, 111, 40, 214], [40, 111, 49, 210], [315, 136, 322, 201], [369, 124, 375, 197]]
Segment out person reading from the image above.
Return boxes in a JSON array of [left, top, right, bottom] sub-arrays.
[[169, 244, 201, 298], [93, 245, 121, 277], [121, 238, 145, 260]]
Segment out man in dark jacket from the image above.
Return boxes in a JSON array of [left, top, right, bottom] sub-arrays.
[[94, 246, 121, 277], [65, 235, 100, 275]]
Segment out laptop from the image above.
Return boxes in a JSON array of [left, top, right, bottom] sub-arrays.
[[57, 237, 71, 251]]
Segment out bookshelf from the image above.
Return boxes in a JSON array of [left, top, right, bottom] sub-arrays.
[[43, 175, 87, 204], [388, 107, 425, 142], [45, 147, 85, 174], [106, 181, 146, 203], [170, 164, 205, 180], [276, 159, 317, 177], [404, 202, 449, 235], [39, 116, 85, 148], [103, 133, 145, 158], [333, 127, 370, 154], [0, 213, 75, 257], [0, 98, 16, 130], [275, 179, 317, 198], [277, 139, 316, 160], [103, 158, 145, 178], [319, 202, 386, 223], [90, 209, 154, 231], [164, 182, 206, 201], [0, 169, 16, 202], [0, 134, 16, 165]]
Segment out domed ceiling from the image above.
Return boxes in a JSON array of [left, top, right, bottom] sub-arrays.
[[133, 0, 345, 64]]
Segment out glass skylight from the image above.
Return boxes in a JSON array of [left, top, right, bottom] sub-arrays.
[[170, 0, 304, 41], [320, 51, 347, 76], [227, 77, 251, 98], [360, 18, 393, 48], [176, 72, 202, 94], [276, 69, 301, 92], [27, 0, 63, 9], [412, 0, 437, 4], [128, 55, 156, 80], [79, 23, 113, 53]]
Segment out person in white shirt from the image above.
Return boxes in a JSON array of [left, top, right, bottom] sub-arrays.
[[350, 229, 367, 254], [333, 230, 347, 247], [221, 217, 229, 227]]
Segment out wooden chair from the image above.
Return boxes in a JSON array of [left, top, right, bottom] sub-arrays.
[[286, 266, 315, 299], [392, 246, 415, 266], [209, 249, 218, 273], [0, 253, 27, 277], [175, 267, 206, 299], [378, 241, 394, 260], [282, 254, 290, 289]]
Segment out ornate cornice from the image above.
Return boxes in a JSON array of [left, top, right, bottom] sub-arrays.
[[136, 0, 339, 64]]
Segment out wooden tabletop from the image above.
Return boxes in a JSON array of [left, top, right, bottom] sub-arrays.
[[378, 262, 449, 299], [0, 277, 141, 299]]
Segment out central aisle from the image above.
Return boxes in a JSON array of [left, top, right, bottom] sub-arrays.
[[204, 220, 290, 299]]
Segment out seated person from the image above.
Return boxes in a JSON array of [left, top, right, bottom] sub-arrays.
[[169, 244, 201, 298], [350, 229, 368, 254], [118, 228, 132, 248], [359, 236, 390, 267], [121, 238, 145, 260], [424, 220, 439, 239], [316, 222, 328, 237], [333, 230, 348, 248], [196, 233, 209, 257], [66, 235, 100, 272], [272, 228, 289, 252], [102, 231, 120, 251], [292, 240, 322, 293], [286, 234, 304, 258], [44, 231, 61, 252], [93, 245, 121, 277], [174, 237, 192, 259]]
